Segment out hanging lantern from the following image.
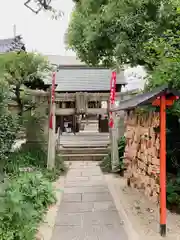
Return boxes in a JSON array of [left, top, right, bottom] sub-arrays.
[[24, 0, 52, 13]]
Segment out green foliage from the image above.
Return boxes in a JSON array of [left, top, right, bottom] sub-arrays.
[[68, 0, 180, 212], [4, 146, 66, 182], [117, 136, 126, 171], [167, 174, 180, 211], [99, 152, 112, 173], [144, 27, 180, 89], [67, 0, 178, 68], [100, 136, 126, 173], [0, 172, 56, 240], [0, 106, 65, 239], [0, 52, 52, 86], [0, 45, 64, 240], [18, 113, 67, 181], [0, 80, 19, 177], [0, 114, 19, 159], [0, 52, 53, 115]]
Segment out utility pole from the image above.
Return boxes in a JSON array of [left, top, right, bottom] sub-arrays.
[[13, 24, 16, 37]]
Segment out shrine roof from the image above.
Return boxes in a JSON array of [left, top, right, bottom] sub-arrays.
[[46, 55, 85, 66], [0, 35, 25, 53], [111, 85, 180, 111], [54, 65, 127, 92]]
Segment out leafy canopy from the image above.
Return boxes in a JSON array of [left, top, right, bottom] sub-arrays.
[[67, 0, 179, 68], [0, 52, 53, 114], [0, 52, 52, 87], [144, 27, 180, 89], [0, 80, 19, 164]]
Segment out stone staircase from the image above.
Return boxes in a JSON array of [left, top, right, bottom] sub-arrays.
[[58, 147, 109, 161], [56, 129, 110, 161]]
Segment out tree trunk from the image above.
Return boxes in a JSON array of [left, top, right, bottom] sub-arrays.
[[15, 85, 23, 116]]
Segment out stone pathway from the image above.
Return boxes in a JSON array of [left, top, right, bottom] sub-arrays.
[[51, 161, 128, 240]]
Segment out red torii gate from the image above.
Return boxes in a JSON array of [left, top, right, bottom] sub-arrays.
[[111, 85, 180, 237]]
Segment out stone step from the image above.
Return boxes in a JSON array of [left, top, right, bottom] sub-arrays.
[[58, 143, 110, 148], [58, 147, 109, 155], [60, 153, 107, 161]]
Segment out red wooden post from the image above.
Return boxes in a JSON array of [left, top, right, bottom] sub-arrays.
[[160, 95, 166, 237], [152, 94, 179, 237]]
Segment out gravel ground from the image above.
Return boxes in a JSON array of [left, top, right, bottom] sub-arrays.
[[105, 174, 180, 240]]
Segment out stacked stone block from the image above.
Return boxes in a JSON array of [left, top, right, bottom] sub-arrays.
[[123, 110, 160, 203]]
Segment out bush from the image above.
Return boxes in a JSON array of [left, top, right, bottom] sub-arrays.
[[0, 81, 19, 179], [4, 147, 66, 181], [100, 136, 126, 173], [99, 152, 112, 173], [0, 172, 56, 240], [167, 173, 180, 212], [117, 136, 126, 170]]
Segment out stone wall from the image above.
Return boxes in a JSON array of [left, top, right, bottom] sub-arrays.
[[124, 110, 160, 203]]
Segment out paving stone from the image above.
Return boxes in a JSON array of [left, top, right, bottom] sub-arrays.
[[63, 193, 82, 202], [67, 170, 82, 177], [59, 202, 94, 213], [64, 186, 109, 194], [51, 161, 128, 240], [93, 201, 116, 211], [82, 192, 112, 202], [66, 176, 89, 182], [65, 180, 105, 187], [82, 211, 122, 227], [83, 224, 127, 238], [52, 224, 126, 240], [52, 226, 99, 240], [98, 230, 128, 240], [81, 170, 101, 177], [89, 175, 104, 181], [55, 213, 82, 226]]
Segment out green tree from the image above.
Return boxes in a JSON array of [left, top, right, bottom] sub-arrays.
[[144, 27, 180, 89], [67, 0, 179, 68], [0, 52, 52, 115], [0, 80, 19, 178]]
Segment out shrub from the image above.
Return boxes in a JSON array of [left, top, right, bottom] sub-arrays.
[[167, 173, 180, 212], [4, 147, 66, 181], [0, 81, 19, 179], [0, 172, 56, 240], [100, 136, 126, 173], [117, 136, 126, 170], [99, 152, 112, 173]]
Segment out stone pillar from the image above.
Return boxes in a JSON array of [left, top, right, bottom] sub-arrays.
[[47, 84, 56, 170], [111, 110, 119, 171], [62, 102, 66, 109]]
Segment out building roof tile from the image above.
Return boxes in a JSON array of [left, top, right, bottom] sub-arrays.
[[111, 85, 180, 111], [46, 55, 127, 92], [55, 66, 126, 92], [0, 35, 25, 53]]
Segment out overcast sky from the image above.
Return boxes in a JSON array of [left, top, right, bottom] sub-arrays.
[[0, 0, 146, 90], [0, 0, 74, 55]]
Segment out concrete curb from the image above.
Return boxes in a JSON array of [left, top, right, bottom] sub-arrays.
[[105, 174, 140, 240], [37, 176, 65, 240]]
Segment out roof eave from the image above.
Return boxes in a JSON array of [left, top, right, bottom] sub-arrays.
[[111, 85, 180, 112]]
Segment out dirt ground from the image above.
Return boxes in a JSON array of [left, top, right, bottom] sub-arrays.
[[105, 174, 180, 240]]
